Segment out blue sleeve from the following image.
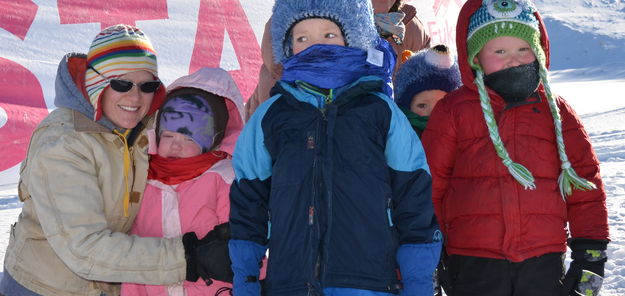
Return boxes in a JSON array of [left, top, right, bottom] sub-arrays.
[[232, 95, 280, 182], [230, 95, 280, 245], [396, 242, 443, 296], [229, 239, 267, 296], [382, 94, 429, 174], [377, 93, 440, 244]]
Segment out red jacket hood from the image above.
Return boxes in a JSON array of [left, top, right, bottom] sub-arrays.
[[456, 0, 551, 90]]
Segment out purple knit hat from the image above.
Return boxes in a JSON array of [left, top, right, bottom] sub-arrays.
[[158, 94, 216, 152]]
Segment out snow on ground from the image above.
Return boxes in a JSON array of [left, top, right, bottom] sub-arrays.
[[571, 106, 625, 296]]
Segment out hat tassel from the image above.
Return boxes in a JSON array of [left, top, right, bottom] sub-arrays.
[[504, 160, 536, 190], [558, 161, 597, 199], [539, 65, 597, 200]]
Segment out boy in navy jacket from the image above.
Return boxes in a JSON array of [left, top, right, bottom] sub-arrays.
[[229, 0, 441, 295]]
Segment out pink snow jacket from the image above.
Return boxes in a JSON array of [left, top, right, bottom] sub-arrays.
[[121, 68, 245, 296]]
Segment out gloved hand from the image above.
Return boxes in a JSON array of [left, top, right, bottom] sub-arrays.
[[229, 239, 266, 296], [397, 241, 443, 296], [561, 238, 608, 296], [183, 223, 234, 284]]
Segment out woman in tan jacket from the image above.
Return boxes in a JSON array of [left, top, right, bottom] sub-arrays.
[[244, 0, 431, 119], [0, 25, 229, 296]]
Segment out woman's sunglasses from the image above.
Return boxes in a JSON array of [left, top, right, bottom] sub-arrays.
[[89, 65, 161, 93]]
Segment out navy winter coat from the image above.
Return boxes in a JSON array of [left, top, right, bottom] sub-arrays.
[[230, 76, 439, 295]]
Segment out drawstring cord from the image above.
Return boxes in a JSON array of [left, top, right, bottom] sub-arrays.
[[113, 129, 132, 217], [215, 287, 233, 295]]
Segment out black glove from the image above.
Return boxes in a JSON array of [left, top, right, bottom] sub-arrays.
[[183, 223, 234, 284], [561, 238, 608, 296], [435, 249, 452, 296]]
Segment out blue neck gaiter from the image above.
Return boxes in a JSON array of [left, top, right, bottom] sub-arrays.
[[281, 38, 396, 97]]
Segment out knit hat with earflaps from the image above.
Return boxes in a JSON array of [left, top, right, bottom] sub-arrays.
[[270, 0, 379, 64], [394, 44, 461, 110], [85, 24, 163, 121], [467, 0, 596, 198]]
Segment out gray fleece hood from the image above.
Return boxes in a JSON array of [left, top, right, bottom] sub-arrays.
[[53, 53, 130, 131]]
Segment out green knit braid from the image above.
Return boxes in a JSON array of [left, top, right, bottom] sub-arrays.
[[537, 61, 597, 199], [474, 69, 536, 190], [474, 43, 597, 197]]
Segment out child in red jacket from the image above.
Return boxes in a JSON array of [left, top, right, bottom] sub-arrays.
[[422, 1, 610, 295]]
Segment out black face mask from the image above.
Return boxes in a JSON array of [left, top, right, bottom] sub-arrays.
[[483, 60, 540, 103]]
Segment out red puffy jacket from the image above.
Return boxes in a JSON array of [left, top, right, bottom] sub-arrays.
[[421, 0, 609, 262]]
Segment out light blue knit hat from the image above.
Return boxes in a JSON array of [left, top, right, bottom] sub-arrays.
[[271, 0, 379, 63], [394, 45, 461, 110]]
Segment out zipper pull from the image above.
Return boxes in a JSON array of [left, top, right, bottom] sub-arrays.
[[324, 88, 334, 105], [308, 206, 315, 225], [386, 198, 394, 227], [307, 131, 315, 150]]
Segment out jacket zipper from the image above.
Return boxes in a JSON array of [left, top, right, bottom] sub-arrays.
[[309, 105, 323, 286], [313, 92, 332, 288], [319, 101, 333, 287], [300, 83, 333, 291]]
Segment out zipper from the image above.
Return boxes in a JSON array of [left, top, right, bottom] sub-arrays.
[[309, 109, 323, 284], [318, 98, 332, 286], [299, 82, 334, 288]]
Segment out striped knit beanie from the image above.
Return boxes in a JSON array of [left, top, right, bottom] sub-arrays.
[[394, 44, 461, 110], [271, 0, 379, 63], [85, 24, 159, 121], [467, 0, 596, 198]]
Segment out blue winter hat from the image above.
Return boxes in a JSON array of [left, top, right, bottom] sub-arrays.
[[394, 45, 461, 110], [271, 0, 379, 64]]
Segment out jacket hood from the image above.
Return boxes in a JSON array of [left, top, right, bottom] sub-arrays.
[[166, 67, 245, 156], [54, 53, 97, 120], [456, 0, 551, 90]]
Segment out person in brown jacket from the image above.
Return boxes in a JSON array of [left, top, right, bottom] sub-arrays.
[[244, 0, 431, 120], [0, 25, 233, 296]]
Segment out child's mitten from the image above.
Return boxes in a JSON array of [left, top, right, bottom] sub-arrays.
[[561, 239, 608, 296], [396, 242, 442, 296], [229, 239, 266, 296], [182, 223, 233, 283]]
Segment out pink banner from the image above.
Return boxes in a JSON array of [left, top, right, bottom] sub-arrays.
[[190, 0, 262, 100], [0, 58, 48, 171], [0, 0, 263, 173], [58, 0, 169, 29], [0, 0, 464, 175]]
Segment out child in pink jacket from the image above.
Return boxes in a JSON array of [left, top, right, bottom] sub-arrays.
[[121, 67, 245, 296]]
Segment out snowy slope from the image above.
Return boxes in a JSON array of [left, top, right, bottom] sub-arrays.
[[0, 0, 624, 295]]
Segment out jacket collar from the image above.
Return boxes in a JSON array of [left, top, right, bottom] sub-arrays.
[[273, 75, 388, 109]]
